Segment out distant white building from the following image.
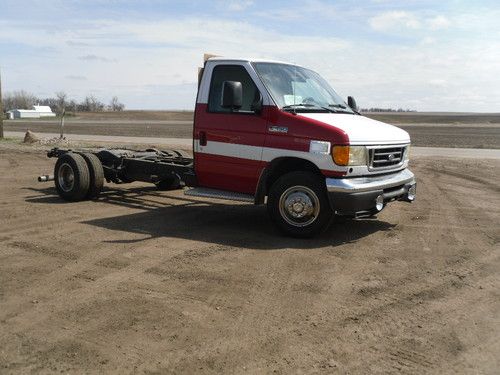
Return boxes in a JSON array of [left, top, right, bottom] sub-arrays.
[[7, 105, 56, 119]]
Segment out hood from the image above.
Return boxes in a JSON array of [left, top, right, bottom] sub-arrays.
[[298, 113, 410, 145]]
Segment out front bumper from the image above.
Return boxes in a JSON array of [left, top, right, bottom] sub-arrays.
[[325, 169, 416, 216]]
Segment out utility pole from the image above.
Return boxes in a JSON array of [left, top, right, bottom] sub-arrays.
[[0, 69, 4, 139]]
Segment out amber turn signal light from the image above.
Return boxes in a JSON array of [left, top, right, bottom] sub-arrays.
[[332, 145, 350, 166]]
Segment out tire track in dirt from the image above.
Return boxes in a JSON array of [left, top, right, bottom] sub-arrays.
[[430, 167, 500, 193], [1, 227, 221, 321], [332, 162, 499, 373], [280, 161, 496, 374]]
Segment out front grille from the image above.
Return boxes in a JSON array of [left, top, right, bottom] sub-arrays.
[[369, 146, 406, 170]]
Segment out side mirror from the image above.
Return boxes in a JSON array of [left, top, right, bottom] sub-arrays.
[[221, 81, 242, 110], [347, 96, 358, 112]]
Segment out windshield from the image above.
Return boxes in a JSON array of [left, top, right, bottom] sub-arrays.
[[253, 62, 354, 114]]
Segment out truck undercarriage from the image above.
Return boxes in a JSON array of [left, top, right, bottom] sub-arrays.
[[43, 147, 196, 195]]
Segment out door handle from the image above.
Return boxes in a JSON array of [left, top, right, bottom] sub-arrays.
[[199, 131, 207, 146]]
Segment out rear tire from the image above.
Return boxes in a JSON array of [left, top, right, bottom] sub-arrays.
[[267, 171, 332, 238], [156, 176, 181, 191], [54, 153, 90, 201], [81, 153, 104, 199]]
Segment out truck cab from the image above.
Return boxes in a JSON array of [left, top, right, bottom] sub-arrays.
[[191, 57, 416, 236], [45, 57, 416, 238]]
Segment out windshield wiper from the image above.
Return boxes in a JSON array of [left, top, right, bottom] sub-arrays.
[[282, 103, 355, 114], [317, 105, 339, 113], [282, 103, 315, 114], [329, 103, 359, 115], [282, 104, 316, 109], [332, 109, 355, 114], [329, 103, 347, 109], [283, 103, 337, 113], [328, 103, 357, 114]]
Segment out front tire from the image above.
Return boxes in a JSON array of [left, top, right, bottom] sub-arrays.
[[267, 171, 332, 238]]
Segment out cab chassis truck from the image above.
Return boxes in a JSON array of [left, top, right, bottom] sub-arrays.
[[39, 57, 416, 237]]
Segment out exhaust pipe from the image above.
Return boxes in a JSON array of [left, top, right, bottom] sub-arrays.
[[38, 175, 54, 182]]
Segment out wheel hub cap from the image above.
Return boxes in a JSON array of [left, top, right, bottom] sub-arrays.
[[58, 163, 75, 192], [279, 186, 320, 227], [286, 193, 314, 218]]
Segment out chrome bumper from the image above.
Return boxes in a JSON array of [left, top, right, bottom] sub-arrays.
[[325, 169, 416, 216], [326, 169, 415, 193]]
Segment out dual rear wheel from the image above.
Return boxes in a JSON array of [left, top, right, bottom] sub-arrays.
[[54, 153, 104, 201]]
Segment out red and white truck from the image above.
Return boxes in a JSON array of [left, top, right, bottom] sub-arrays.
[[41, 57, 416, 237]]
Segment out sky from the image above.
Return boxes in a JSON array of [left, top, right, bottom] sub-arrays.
[[0, 0, 499, 112]]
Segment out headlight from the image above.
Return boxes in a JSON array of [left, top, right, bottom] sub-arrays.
[[404, 145, 411, 161], [332, 145, 368, 166], [309, 140, 331, 154]]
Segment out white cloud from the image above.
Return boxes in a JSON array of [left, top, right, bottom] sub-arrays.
[[120, 19, 348, 55], [255, 0, 336, 20], [0, 18, 348, 108], [65, 75, 87, 81], [420, 36, 436, 45], [428, 79, 447, 87], [427, 15, 451, 30], [369, 11, 420, 31], [225, 0, 254, 11], [1, 10, 499, 112], [370, 12, 452, 33], [79, 54, 116, 62], [253, 8, 302, 21]]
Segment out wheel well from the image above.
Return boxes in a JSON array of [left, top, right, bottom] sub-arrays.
[[255, 157, 324, 204]]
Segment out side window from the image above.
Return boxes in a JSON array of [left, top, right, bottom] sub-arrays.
[[208, 65, 259, 113]]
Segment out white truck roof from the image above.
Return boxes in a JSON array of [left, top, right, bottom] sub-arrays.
[[206, 57, 300, 67]]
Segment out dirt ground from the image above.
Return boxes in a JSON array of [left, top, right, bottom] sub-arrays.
[[0, 143, 499, 374]]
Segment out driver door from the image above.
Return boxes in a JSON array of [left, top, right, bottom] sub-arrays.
[[194, 64, 268, 194]]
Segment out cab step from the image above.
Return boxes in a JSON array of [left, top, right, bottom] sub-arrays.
[[184, 187, 254, 203]]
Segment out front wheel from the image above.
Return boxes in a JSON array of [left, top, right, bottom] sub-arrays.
[[267, 171, 332, 238]]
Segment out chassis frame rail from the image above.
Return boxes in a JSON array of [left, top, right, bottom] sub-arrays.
[[47, 147, 197, 186]]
